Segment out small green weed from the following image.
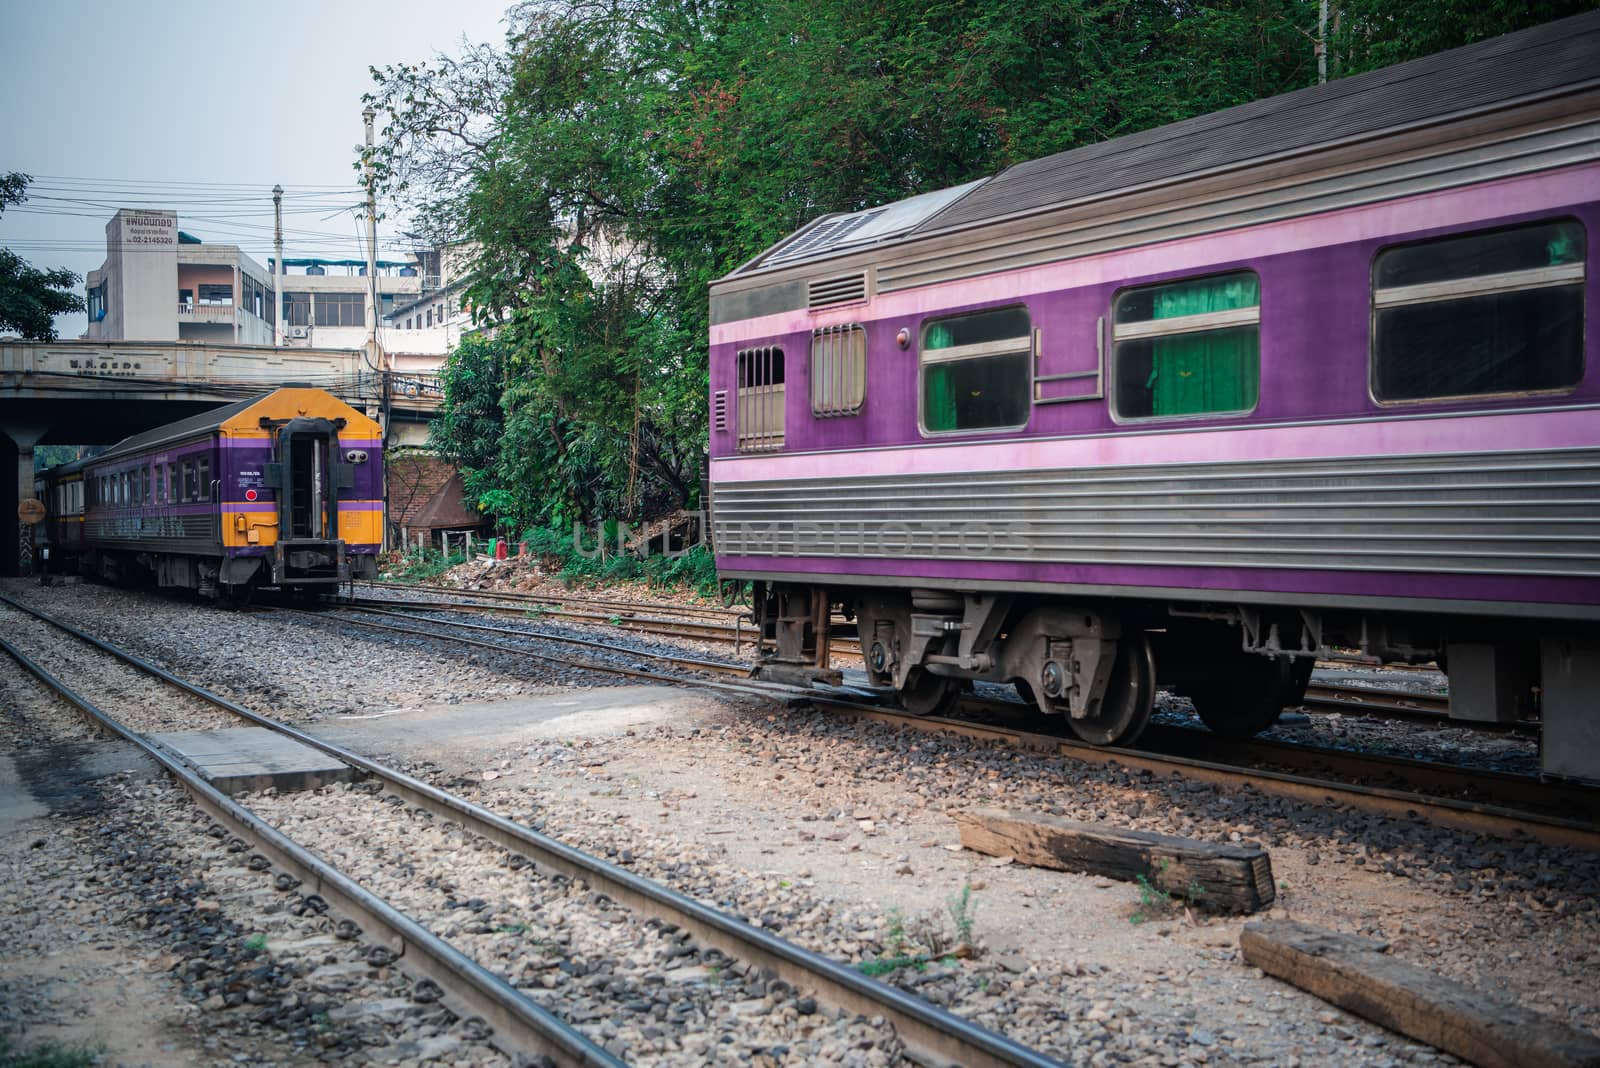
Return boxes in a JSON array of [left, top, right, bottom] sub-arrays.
[[1129, 863, 1206, 925], [947, 882, 979, 946], [496, 923, 528, 934], [858, 884, 983, 976], [243, 933, 267, 953], [0, 1035, 104, 1068]]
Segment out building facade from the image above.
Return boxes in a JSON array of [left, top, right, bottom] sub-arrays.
[[80, 207, 464, 356]]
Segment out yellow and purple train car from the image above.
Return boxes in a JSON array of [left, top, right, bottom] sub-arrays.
[[37, 388, 382, 596]]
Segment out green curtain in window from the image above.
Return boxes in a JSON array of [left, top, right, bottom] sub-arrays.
[[1147, 275, 1259, 416], [924, 324, 958, 430]]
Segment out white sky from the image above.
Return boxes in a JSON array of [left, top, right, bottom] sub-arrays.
[[0, 0, 512, 337]]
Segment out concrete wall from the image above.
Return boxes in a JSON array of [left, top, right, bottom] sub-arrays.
[[90, 210, 178, 341]]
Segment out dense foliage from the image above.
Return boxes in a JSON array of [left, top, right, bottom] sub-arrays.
[[369, 1, 1592, 530], [0, 173, 86, 341]]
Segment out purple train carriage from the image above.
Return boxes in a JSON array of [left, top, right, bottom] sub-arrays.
[[706, 14, 1600, 782], [37, 387, 383, 597]]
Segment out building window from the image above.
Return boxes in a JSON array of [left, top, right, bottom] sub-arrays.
[[178, 288, 193, 309], [1372, 219, 1585, 403], [314, 292, 364, 327], [198, 284, 233, 306], [921, 306, 1031, 434], [1112, 271, 1260, 420], [425, 309, 433, 328], [87, 285, 106, 322], [736, 346, 785, 453], [810, 324, 866, 417], [284, 292, 311, 327]]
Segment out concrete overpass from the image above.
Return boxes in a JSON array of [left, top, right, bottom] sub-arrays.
[[2, 338, 441, 575]]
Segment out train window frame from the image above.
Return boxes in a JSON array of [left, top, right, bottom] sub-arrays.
[[918, 305, 1033, 437], [1108, 270, 1262, 425], [167, 464, 179, 503], [735, 345, 786, 453], [181, 461, 196, 503], [197, 456, 211, 502], [1369, 218, 1587, 406], [810, 324, 867, 418]]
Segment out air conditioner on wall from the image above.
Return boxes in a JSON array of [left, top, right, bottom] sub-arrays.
[[289, 327, 308, 339]]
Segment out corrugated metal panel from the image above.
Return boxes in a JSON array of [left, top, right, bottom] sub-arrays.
[[917, 13, 1600, 236], [712, 448, 1600, 579]]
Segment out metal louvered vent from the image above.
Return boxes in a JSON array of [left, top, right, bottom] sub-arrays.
[[712, 390, 729, 432], [808, 273, 868, 309]]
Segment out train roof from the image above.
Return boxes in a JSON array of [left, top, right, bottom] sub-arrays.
[[93, 388, 378, 463], [736, 10, 1600, 275]]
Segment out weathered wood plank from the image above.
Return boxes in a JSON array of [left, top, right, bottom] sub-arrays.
[[953, 807, 1274, 914], [1241, 920, 1600, 1068]]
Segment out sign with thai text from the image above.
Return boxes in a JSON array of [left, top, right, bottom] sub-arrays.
[[120, 213, 176, 247]]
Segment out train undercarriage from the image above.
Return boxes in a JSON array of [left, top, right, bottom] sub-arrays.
[[746, 582, 1600, 782]]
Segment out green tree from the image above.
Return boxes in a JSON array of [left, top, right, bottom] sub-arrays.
[[372, 1, 1588, 532], [0, 173, 86, 341]]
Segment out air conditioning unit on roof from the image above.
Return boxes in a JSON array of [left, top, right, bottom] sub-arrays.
[[289, 326, 308, 339]]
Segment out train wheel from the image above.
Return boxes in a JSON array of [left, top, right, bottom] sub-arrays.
[[1067, 632, 1156, 746], [1188, 654, 1296, 738], [898, 668, 961, 717]]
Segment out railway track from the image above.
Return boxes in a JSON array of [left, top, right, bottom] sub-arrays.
[[0, 593, 1060, 1068], [305, 597, 1600, 852], [345, 591, 1479, 730]]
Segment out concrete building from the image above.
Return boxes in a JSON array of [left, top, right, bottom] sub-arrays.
[[86, 209, 282, 346], [82, 207, 444, 353]]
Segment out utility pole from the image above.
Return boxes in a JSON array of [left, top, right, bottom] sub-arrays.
[[1317, 0, 1329, 84], [362, 107, 380, 364], [272, 184, 284, 348], [362, 105, 392, 551]]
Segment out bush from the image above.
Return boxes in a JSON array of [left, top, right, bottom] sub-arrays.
[[381, 546, 468, 583], [520, 524, 719, 597]]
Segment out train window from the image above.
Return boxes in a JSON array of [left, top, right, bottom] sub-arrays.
[[181, 461, 196, 502], [142, 467, 152, 505], [920, 306, 1031, 434], [1372, 219, 1585, 403], [810, 324, 866, 417], [1111, 271, 1260, 420], [736, 346, 785, 452], [167, 464, 179, 503], [196, 457, 211, 502]]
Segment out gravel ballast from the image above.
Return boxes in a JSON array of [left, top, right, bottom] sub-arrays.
[[3, 577, 1598, 1067]]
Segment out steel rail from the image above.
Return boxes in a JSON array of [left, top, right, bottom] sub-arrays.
[[1135, 724, 1588, 820], [344, 590, 867, 657], [354, 580, 744, 622], [0, 627, 621, 1068], [806, 702, 1600, 853], [310, 598, 1600, 853], [344, 595, 756, 644], [1, 595, 1060, 1068]]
